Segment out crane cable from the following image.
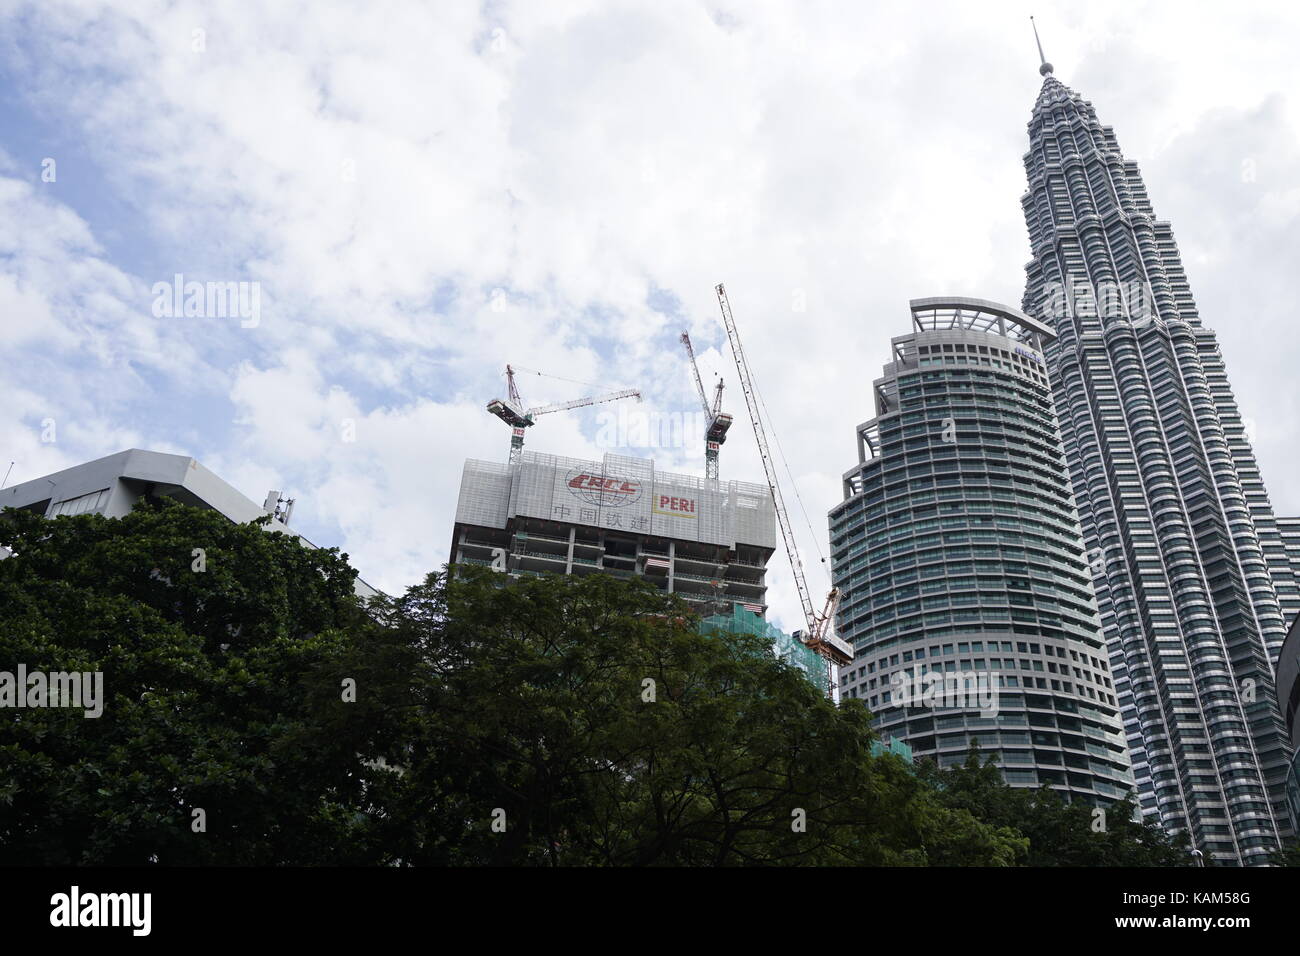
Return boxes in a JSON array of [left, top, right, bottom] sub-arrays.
[[750, 370, 829, 569], [511, 365, 626, 396]]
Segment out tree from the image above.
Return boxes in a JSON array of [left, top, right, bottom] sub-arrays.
[[919, 751, 1194, 867], [0, 498, 411, 864], [1267, 843, 1300, 866], [0, 499, 1187, 866], [377, 568, 1023, 865]]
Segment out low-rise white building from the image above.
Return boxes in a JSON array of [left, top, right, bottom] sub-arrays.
[[0, 448, 378, 599]]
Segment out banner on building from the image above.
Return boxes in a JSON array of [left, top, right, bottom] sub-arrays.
[[455, 452, 775, 549]]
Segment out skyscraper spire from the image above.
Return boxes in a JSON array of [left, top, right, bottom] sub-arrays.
[[1030, 16, 1053, 75], [1018, 54, 1300, 867]]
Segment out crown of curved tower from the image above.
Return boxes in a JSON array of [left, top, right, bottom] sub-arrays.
[[829, 298, 1135, 806], [1018, 65, 1300, 866]]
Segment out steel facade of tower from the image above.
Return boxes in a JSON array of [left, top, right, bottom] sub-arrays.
[[829, 298, 1134, 805], [1019, 70, 1297, 864]]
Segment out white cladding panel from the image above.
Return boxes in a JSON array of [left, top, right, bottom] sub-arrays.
[[454, 459, 512, 530], [456, 452, 775, 550]]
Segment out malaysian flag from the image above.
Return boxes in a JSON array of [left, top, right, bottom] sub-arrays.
[[740, 603, 764, 614], [644, 557, 671, 571]]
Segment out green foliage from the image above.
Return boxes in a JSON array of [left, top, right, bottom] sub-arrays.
[[0, 499, 401, 864], [375, 568, 1022, 865], [1267, 843, 1300, 866], [0, 502, 1194, 865], [917, 751, 1195, 867]]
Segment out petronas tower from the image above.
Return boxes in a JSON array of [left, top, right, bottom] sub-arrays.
[[1019, 54, 1299, 865]]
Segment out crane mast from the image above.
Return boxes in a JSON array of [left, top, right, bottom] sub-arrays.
[[714, 285, 817, 628], [714, 283, 852, 685], [679, 332, 732, 481]]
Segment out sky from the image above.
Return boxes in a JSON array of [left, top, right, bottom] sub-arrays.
[[2, 0, 1300, 634]]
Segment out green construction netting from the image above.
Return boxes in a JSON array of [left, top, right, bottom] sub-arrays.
[[698, 605, 829, 690], [870, 738, 914, 762]]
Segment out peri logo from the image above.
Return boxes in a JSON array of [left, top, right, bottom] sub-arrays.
[[566, 468, 643, 508]]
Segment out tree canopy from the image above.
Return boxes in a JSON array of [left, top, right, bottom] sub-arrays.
[[917, 752, 1193, 867], [0, 500, 1195, 866], [0, 499, 403, 864]]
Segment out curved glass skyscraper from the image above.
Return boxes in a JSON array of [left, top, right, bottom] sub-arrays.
[[1019, 64, 1297, 864], [829, 297, 1134, 806]]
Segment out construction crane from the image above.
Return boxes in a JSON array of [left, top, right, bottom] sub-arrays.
[[679, 332, 733, 481], [714, 283, 853, 693], [487, 364, 641, 464]]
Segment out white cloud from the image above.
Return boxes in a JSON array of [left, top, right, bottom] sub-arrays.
[[3, 0, 1300, 633]]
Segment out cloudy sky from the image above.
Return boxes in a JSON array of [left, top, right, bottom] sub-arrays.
[[2, 0, 1299, 632]]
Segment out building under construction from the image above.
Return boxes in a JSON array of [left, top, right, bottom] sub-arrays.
[[449, 450, 775, 617], [462, 288, 851, 693]]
